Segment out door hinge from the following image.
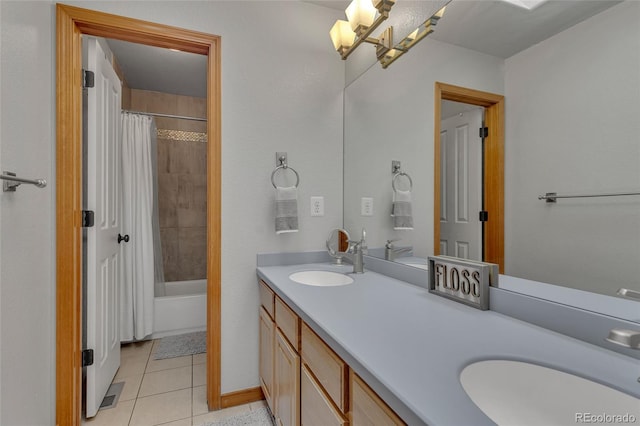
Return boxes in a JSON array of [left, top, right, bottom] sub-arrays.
[[479, 127, 489, 138], [82, 210, 95, 228], [82, 69, 95, 88], [479, 211, 489, 222], [82, 349, 94, 367]]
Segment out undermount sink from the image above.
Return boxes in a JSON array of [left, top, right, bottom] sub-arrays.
[[289, 270, 354, 287], [460, 360, 639, 425]]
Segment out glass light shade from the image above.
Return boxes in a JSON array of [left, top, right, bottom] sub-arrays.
[[407, 28, 419, 42], [384, 48, 400, 60], [434, 6, 446, 19], [330, 20, 356, 51], [346, 0, 377, 32]]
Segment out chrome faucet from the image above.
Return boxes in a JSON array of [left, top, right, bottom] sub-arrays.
[[606, 329, 640, 349], [385, 239, 413, 261], [344, 228, 366, 273]]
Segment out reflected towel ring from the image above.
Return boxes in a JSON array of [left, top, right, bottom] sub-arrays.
[[392, 172, 413, 192], [271, 165, 300, 189]]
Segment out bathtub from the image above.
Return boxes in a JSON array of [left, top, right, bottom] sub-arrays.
[[152, 279, 207, 338]]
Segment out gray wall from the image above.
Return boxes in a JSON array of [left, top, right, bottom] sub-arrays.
[[0, 1, 344, 424], [504, 1, 640, 296], [1, 2, 56, 424]]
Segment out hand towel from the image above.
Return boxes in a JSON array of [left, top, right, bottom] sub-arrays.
[[275, 186, 299, 234], [392, 189, 414, 230]]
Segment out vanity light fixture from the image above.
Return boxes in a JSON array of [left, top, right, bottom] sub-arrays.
[[380, 6, 446, 68], [329, 0, 395, 62], [329, 0, 446, 69]]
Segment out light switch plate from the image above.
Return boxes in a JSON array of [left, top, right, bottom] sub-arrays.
[[361, 197, 373, 216]]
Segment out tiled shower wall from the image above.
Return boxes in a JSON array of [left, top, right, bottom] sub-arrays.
[[128, 89, 207, 283]]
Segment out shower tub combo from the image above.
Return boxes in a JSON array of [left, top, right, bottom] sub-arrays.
[[153, 279, 207, 338]]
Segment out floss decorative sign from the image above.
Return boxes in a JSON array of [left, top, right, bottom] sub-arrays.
[[428, 256, 498, 310]]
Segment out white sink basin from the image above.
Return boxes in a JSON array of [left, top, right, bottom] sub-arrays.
[[289, 271, 354, 287], [460, 360, 639, 426]]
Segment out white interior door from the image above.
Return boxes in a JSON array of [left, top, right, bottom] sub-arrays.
[[83, 37, 123, 418], [440, 107, 483, 260]]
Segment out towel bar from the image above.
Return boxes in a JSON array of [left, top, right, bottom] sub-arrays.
[[1, 171, 47, 192], [538, 191, 640, 203]]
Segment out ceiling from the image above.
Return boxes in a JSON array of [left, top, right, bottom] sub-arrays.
[[305, 0, 349, 10], [105, 38, 207, 98], [105, 0, 620, 97], [431, 0, 620, 58]]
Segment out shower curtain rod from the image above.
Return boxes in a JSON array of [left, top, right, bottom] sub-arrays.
[[122, 109, 207, 122]]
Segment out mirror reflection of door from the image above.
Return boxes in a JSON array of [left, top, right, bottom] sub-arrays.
[[439, 101, 483, 261]]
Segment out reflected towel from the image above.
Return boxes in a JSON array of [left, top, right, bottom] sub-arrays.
[[392, 189, 414, 230], [275, 186, 299, 234]]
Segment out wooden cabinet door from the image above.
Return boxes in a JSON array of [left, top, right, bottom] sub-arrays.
[[301, 365, 347, 426], [259, 306, 275, 412], [350, 372, 405, 426], [275, 329, 300, 426], [301, 323, 347, 413]]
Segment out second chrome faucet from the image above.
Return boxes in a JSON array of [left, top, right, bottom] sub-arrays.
[[385, 239, 412, 261], [344, 228, 367, 273]]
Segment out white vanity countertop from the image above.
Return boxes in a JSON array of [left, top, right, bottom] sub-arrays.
[[257, 262, 640, 426]]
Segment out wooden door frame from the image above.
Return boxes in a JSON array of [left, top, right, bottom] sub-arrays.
[[56, 5, 221, 424], [433, 82, 504, 272]]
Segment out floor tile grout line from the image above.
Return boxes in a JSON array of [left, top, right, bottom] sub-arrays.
[[128, 339, 156, 426], [132, 342, 195, 426], [136, 385, 194, 400], [191, 355, 195, 420], [89, 339, 209, 426], [144, 361, 193, 376]]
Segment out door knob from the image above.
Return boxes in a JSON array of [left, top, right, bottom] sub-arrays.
[[118, 234, 130, 244]]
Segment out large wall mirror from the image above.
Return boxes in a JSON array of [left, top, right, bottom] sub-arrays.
[[343, 0, 639, 317]]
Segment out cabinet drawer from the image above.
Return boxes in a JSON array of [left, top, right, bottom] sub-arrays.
[[275, 296, 299, 351], [301, 322, 347, 413], [350, 371, 405, 425], [259, 281, 275, 319], [301, 365, 348, 426]]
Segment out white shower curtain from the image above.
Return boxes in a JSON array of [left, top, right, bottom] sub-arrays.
[[120, 112, 157, 341]]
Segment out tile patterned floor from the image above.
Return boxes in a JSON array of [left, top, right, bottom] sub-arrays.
[[83, 339, 265, 426]]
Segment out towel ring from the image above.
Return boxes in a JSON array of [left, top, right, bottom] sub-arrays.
[[392, 172, 413, 192], [271, 165, 300, 189]]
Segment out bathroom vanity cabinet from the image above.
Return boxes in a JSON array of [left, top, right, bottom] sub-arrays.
[[257, 260, 640, 425], [260, 280, 300, 426], [259, 280, 404, 425]]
